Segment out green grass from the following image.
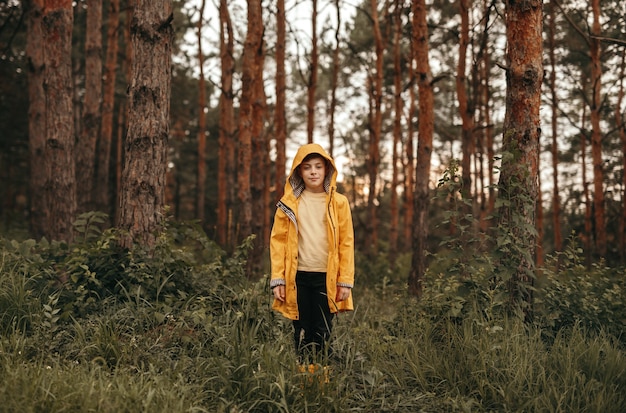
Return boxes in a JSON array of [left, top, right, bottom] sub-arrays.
[[0, 228, 625, 412]]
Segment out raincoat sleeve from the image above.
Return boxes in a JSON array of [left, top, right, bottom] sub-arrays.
[[269, 208, 289, 288], [336, 195, 355, 288]]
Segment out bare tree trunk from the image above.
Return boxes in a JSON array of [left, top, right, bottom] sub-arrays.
[[39, 0, 76, 243], [306, 0, 318, 144], [238, 0, 263, 245], [389, 0, 402, 267], [408, 0, 434, 298], [114, 0, 133, 226], [457, 0, 474, 202], [366, 0, 383, 256], [403, 41, 416, 249], [217, 0, 235, 248], [497, 0, 543, 315], [26, 0, 46, 240], [249, 10, 266, 278], [77, 0, 102, 214], [547, 0, 562, 253], [97, 0, 120, 218], [117, 0, 173, 249], [274, 0, 287, 201], [327, 0, 341, 158], [617, 52, 625, 264], [196, 0, 207, 223], [581, 108, 592, 267], [589, 0, 606, 257]]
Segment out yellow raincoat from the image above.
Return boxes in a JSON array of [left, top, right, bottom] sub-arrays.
[[269, 143, 355, 320]]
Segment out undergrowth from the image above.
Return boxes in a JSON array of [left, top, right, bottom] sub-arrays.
[[0, 212, 624, 412]]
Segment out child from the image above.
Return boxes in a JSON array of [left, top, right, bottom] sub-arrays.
[[270, 143, 355, 363]]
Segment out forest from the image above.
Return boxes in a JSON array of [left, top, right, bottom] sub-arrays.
[[0, 0, 625, 411]]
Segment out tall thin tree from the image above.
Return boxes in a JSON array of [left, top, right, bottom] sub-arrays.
[[249, 1, 266, 278], [327, 0, 341, 158], [617, 51, 626, 264], [217, 0, 235, 247], [589, 0, 606, 257], [547, 0, 563, 253], [365, 0, 383, 255], [457, 0, 474, 203], [25, 0, 46, 240], [307, 0, 318, 144], [408, 0, 434, 297], [97, 0, 120, 218], [389, 0, 403, 266], [77, 0, 102, 214], [274, 0, 287, 201], [238, 0, 264, 247], [196, 0, 207, 223]]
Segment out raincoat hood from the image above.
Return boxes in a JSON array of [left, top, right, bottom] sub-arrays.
[[285, 143, 337, 200]]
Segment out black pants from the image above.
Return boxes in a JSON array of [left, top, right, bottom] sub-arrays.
[[293, 271, 334, 362]]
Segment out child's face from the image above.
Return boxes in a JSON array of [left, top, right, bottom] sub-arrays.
[[299, 157, 326, 193]]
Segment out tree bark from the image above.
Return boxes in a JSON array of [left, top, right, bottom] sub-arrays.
[[408, 0, 434, 298], [404, 38, 416, 249], [26, 0, 46, 240], [77, 0, 102, 214], [327, 0, 341, 158], [217, 0, 235, 248], [589, 0, 606, 257], [547, 0, 562, 253], [457, 0, 474, 202], [274, 0, 287, 202], [238, 0, 263, 245], [117, 0, 173, 249], [497, 0, 543, 314], [617, 52, 625, 264], [97, 0, 120, 218], [37, 0, 77, 243], [306, 0, 318, 144], [196, 0, 207, 223], [249, 2, 266, 278], [365, 0, 383, 256], [389, 0, 402, 267]]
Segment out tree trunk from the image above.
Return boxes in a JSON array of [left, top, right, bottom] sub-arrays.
[[389, 0, 402, 267], [617, 52, 625, 265], [581, 109, 592, 267], [547, 0, 562, 253], [77, 0, 102, 214], [196, 0, 207, 223], [536, 164, 544, 267], [497, 0, 543, 315], [249, 5, 266, 278], [38, 0, 77, 243], [117, 0, 173, 249], [238, 0, 263, 245], [327, 0, 341, 158], [403, 41, 416, 249], [365, 0, 383, 256], [408, 0, 434, 298], [306, 0, 318, 144], [589, 0, 606, 257], [114, 0, 133, 226], [217, 0, 235, 248], [26, 0, 46, 240], [97, 0, 120, 218], [457, 0, 474, 202], [274, 0, 287, 201]]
